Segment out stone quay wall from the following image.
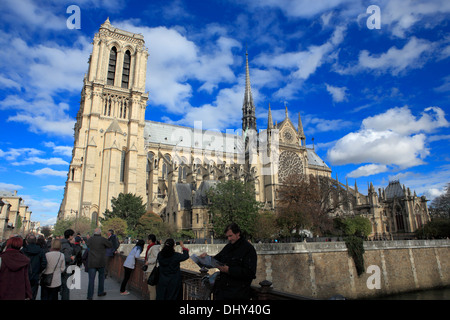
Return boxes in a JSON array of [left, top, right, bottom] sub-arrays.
[[119, 239, 450, 299]]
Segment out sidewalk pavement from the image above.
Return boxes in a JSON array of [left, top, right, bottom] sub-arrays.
[[37, 268, 143, 300]]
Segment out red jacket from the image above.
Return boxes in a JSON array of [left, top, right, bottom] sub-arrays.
[[0, 249, 32, 300]]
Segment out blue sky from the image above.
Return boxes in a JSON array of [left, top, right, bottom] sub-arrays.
[[0, 0, 449, 226]]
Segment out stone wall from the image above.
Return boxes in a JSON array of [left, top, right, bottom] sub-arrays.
[[119, 239, 450, 299]]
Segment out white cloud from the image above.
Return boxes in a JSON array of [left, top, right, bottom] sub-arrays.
[[0, 182, 23, 191], [173, 84, 245, 130], [362, 106, 450, 135], [42, 185, 65, 192], [44, 142, 73, 158], [247, 0, 357, 18], [19, 193, 61, 225], [328, 129, 429, 168], [115, 22, 241, 115], [1, 0, 66, 31], [255, 25, 346, 99], [327, 106, 449, 174], [325, 83, 348, 102], [12, 157, 69, 166], [357, 37, 433, 75], [25, 168, 67, 177], [0, 148, 43, 161], [0, 75, 21, 90], [380, 0, 450, 38], [304, 115, 353, 134], [336, 37, 434, 76], [0, 29, 90, 137], [347, 164, 389, 178]]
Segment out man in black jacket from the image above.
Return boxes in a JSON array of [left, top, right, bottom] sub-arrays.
[[105, 229, 119, 278], [22, 234, 47, 300], [86, 228, 112, 300], [201, 223, 257, 300], [60, 229, 75, 300]]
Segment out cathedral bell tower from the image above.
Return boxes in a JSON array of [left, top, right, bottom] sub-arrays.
[[58, 18, 149, 223]]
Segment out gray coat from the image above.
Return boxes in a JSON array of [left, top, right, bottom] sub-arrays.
[[87, 234, 112, 268]]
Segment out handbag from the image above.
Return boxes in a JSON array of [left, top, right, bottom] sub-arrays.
[[147, 261, 159, 286], [40, 253, 61, 287]]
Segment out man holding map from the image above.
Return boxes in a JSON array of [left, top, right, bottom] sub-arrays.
[[197, 223, 257, 300]]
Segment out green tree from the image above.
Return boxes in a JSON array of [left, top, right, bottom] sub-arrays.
[[416, 218, 450, 239], [53, 216, 93, 237], [101, 217, 128, 240], [135, 211, 174, 240], [40, 226, 52, 238], [253, 210, 278, 240], [335, 215, 372, 277], [15, 215, 23, 233], [207, 180, 262, 239], [103, 193, 146, 236], [341, 215, 372, 238]]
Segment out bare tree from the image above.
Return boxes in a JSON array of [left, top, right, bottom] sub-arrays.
[[429, 183, 450, 219]]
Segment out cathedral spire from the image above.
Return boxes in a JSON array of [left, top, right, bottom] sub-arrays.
[[242, 51, 257, 132], [298, 112, 306, 146], [267, 103, 273, 130]]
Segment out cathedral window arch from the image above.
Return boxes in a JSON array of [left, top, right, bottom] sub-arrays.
[[91, 211, 98, 226], [122, 50, 131, 89], [162, 163, 168, 180], [415, 204, 423, 228], [147, 152, 155, 172], [120, 149, 127, 183], [107, 46, 117, 86], [394, 205, 405, 232]]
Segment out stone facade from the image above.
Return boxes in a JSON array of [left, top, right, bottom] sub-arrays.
[[58, 18, 149, 223], [58, 21, 429, 239], [0, 190, 32, 239]]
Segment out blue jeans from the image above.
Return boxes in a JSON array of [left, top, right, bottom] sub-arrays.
[[87, 267, 105, 299]]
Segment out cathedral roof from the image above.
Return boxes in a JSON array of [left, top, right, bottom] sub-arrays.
[[193, 180, 218, 207], [385, 180, 405, 199], [307, 148, 330, 170], [144, 121, 244, 154], [175, 183, 193, 210]]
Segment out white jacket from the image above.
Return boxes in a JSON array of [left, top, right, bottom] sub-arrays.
[[123, 246, 142, 269]]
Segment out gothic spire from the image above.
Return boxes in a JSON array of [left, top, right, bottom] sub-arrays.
[[298, 112, 306, 145], [268, 103, 273, 130], [242, 51, 257, 132]]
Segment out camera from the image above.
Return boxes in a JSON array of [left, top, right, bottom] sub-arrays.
[[176, 241, 180, 246]]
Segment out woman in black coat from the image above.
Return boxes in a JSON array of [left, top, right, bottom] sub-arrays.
[[156, 239, 189, 300]]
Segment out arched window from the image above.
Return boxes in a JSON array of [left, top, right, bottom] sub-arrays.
[[395, 206, 405, 232], [107, 47, 117, 86], [122, 50, 131, 89], [162, 163, 167, 180], [91, 212, 98, 226], [120, 149, 126, 183]]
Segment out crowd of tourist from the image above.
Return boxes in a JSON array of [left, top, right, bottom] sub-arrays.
[[0, 222, 257, 301]]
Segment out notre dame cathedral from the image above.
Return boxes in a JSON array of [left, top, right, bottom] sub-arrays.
[[58, 20, 430, 239]]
